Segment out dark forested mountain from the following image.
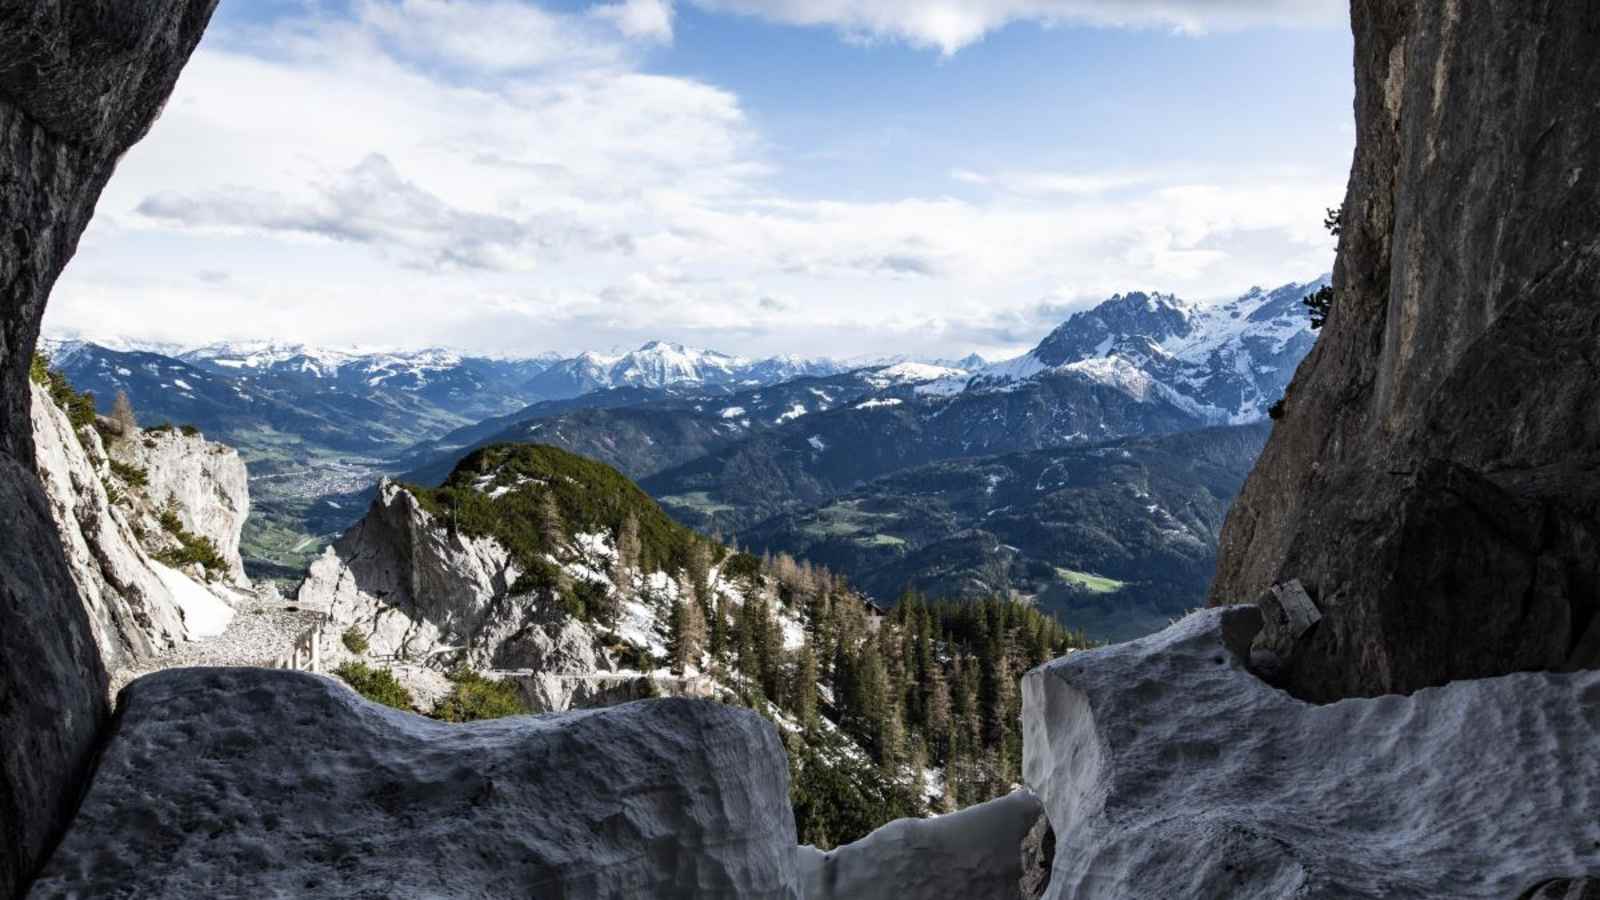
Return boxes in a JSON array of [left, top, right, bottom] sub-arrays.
[[740, 424, 1271, 641], [637, 277, 1322, 539], [399, 364, 973, 488]]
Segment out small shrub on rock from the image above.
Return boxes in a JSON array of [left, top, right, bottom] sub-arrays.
[[109, 459, 149, 488], [334, 661, 414, 711], [431, 669, 527, 722], [341, 627, 369, 655]]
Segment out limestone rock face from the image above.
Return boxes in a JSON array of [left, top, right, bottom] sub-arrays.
[[298, 479, 525, 665], [797, 791, 1045, 900], [1023, 607, 1600, 899], [1209, 1, 1600, 699], [0, 2, 218, 893], [29, 383, 235, 672], [114, 426, 250, 584], [28, 669, 800, 900], [296, 479, 695, 713]]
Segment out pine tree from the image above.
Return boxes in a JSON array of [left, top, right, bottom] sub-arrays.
[[686, 540, 713, 605], [925, 663, 953, 765], [670, 589, 707, 676], [790, 644, 819, 728], [110, 390, 137, 438], [608, 513, 641, 621], [538, 492, 565, 552]]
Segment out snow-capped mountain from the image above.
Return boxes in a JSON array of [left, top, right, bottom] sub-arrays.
[[964, 276, 1331, 424], [523, 341, 843, 400]]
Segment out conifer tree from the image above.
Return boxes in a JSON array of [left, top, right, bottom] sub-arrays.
[[669, 587, 707, 676], [790, 644, 819, 728], [110, 390, 137, 437], [686, 540, 712, 604], [538, 492, 565, 552]]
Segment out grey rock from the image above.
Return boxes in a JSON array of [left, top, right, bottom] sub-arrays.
[[0, 1, 218, 893], [1210, 1, 1600, 699], [29, 669, 800, 899], [797, 790, 1045, 900], [114, 425, 250, 585], [1018, 810, 1055, 900], [1023, 607, 1600, 899], [297, 479, 529, 666], [31, 383, 198, 669], [1248, 579, 1320, 681], [1522, 879, 1600, 900]]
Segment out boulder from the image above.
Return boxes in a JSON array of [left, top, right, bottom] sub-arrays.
[[797, 790, 1045, 900], [1023, 607, 1600, 899], [0, 2, 219, 893], [1210, 1, 1600, 699], [29, 669, 800, 899]]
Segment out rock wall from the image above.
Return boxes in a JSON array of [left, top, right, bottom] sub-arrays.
[[29, 383, 235, 674], [114, 426, 250, 584], [1023, 607, 1600, 899], [0, 2, 219, 895], [30, 671, 801, 900], [1209, 1, 1600, 700]]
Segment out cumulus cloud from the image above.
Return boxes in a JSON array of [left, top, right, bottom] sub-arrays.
[[137, 154, 631, 271], [691, 0, 1345, 53], [46, 0, 1348, 360], [593, 0, 675, 42]]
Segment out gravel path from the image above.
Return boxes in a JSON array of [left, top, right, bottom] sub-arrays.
[[109, 587, 326, 699]]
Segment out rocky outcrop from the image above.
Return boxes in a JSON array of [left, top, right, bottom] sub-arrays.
[[30, 383, 234, 674], [297, 477, 717, 712], [113, 425, 250, 584], [29, 670, 800, 899], [0, 2, 219, 894], [297, 479, 542, 668], [1022, 607, 1600, 899], [1209, 2, 1600, 699], [796, 790, 1046, 900]]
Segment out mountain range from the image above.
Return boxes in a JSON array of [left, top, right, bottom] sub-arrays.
[[43, 273, 1328, 632]]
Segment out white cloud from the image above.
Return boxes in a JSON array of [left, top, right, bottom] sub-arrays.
[[593, 0, 676, 42], [46, 0, 1348, 360], [691, 0, 1345, 54]]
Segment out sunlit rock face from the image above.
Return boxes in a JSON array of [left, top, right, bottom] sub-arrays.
[[30, 670, 801, 900], [0, 2, 220, 893], [114, 425, 251, 585], [1023, 607, 1600, 899], [1210, 1, 1600, 700], [29, 383, 236, 672]]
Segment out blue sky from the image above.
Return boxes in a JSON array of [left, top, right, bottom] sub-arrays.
[[47, 0, 1353, 360]]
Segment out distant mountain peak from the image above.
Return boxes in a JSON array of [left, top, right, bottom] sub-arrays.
[[971, 274, 1330, 424]]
